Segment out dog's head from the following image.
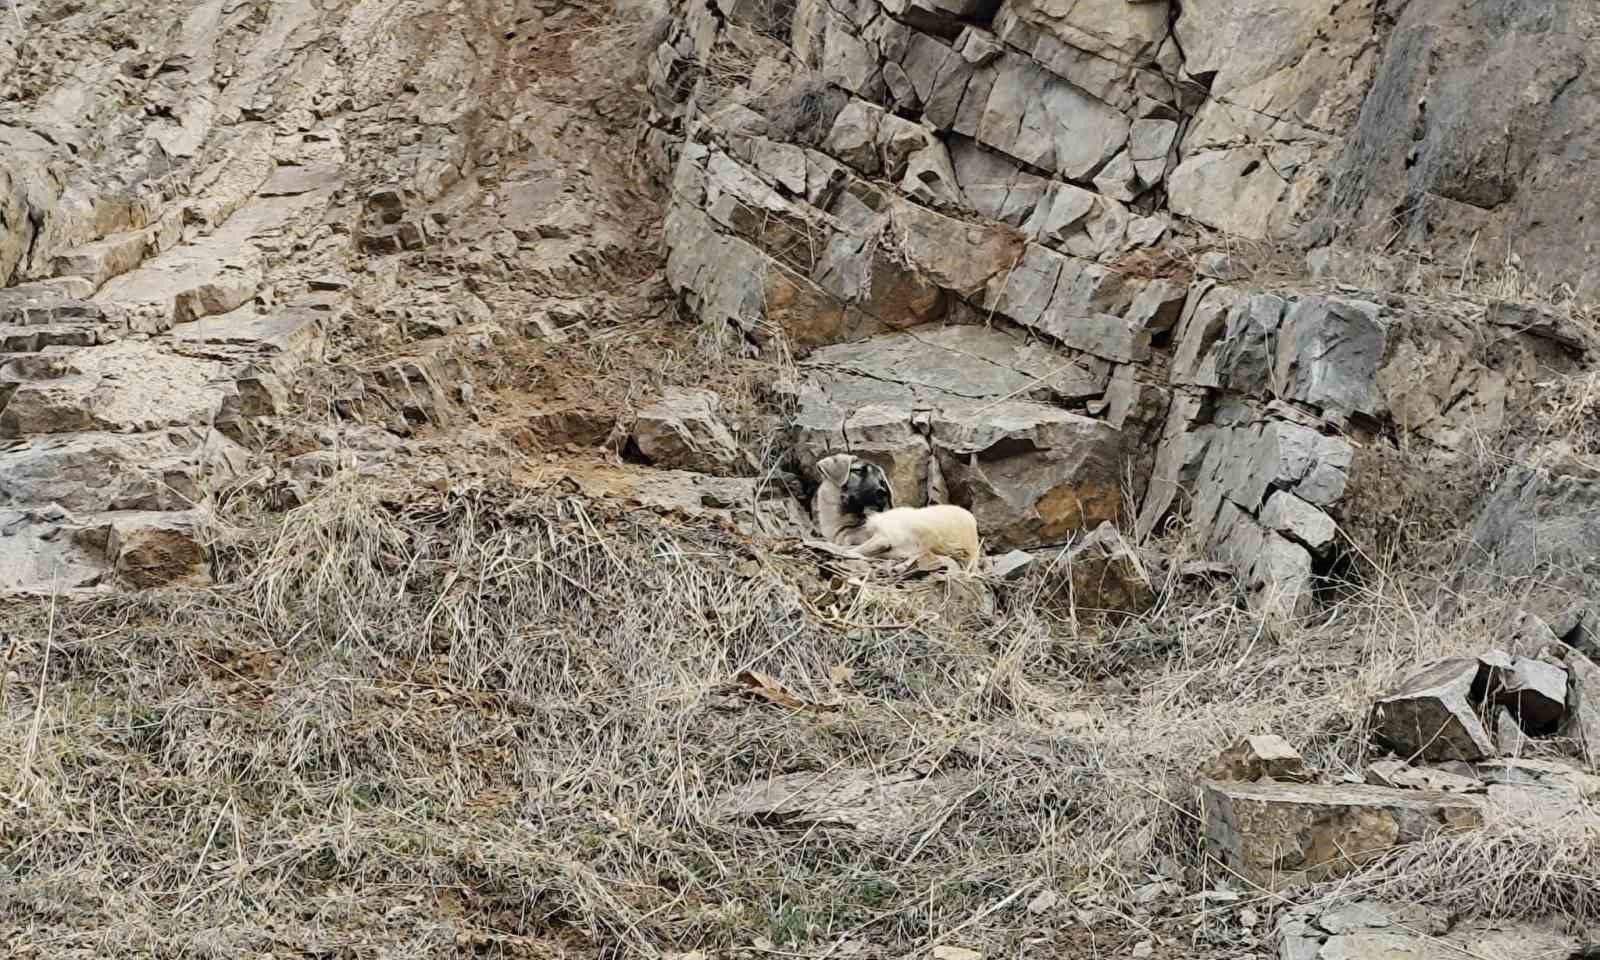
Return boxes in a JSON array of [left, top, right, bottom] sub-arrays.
[[818, 454, 892, 515]]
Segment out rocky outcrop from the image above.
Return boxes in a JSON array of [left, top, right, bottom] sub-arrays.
[[1456, 446, 1600, 658], [0, 0, 592, 592], [0, 0, 634, 591], [638, 0, 1599, 620], [1310, 0, 1600, 295]]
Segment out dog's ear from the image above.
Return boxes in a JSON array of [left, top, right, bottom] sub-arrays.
[[816, 454, 852, 487]]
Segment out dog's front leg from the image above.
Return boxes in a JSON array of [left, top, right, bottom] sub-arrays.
[[852, 535, 893, 559]]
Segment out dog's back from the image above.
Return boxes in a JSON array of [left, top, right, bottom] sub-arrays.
[[868, 505, 981, 570]]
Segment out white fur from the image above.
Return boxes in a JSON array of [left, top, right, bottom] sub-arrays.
[[854, 505, 982, 573], [812, 454, 983, 570]]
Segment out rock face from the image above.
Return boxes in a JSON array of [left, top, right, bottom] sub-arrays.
[[0, 0, 575, 591], [1310, 0, 1600, 296], [5, 0, 1598, 610], [640, 0, 1598, 614], [1457, 446, 1600, 656], [1201, 780, 1482, 891]]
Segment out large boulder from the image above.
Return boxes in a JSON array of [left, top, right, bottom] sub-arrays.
[[1369, 658, 1497, 763], [933, 403, 1128, 550], [790, 324, 1131, 549], [1201, 780, 1482, 891], [630, 388, 753, 476]]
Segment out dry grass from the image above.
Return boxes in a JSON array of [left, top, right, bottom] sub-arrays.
[[1316, 803, 1600, 924], [1535, 368, 1600, 455], [5, 470, 1589, 956]]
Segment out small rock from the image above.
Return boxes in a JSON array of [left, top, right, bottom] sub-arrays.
[[1202, 734, 1311, 783], [1131, 940, 1154, 959], [988, 549, 1035, 581], [1365, 758, 1483, 793], [1481, 653, 1569, 734], [1027, 890, 1061, 915], [1044, 521, 1155, 619], [1315, 901, 1393, 934], [932, 947, 982, 960], [1501, 609, 1560, 652], [1197, 250, 1247, 281], [630, 387, 753, 476], [1370, 658, 1496, 762]]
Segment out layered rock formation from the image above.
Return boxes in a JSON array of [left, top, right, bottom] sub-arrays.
[[0, 0, 633, 590], [641, 0, 1594, 620], [3, 0, 1599, 612]]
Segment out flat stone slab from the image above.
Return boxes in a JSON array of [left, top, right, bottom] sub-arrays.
[[0, 341, 235, 437], [0, 506, 212, 593], [51, 229, 152, 290], [717, 769, 976, 838], [0, 428, 249, 513], [1277, 901, 1583, 960], [801, 324, 1108, 406], [0, 507, 116, 592], [95, 243, 263, 333]]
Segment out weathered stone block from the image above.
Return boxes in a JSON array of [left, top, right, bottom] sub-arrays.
[[1203, 734, 1311, 783], [1370, 658, 1496, 763], [1202, 780, 1482, 891], [631, 388, 753, 477]]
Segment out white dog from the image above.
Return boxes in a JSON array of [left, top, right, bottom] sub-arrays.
[[813, 453, 981, 572]]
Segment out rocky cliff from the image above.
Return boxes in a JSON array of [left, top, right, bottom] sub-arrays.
[[637, 0, 1597, 626], [0, 0, 664, 590], [2, 0, 1596, 625]]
